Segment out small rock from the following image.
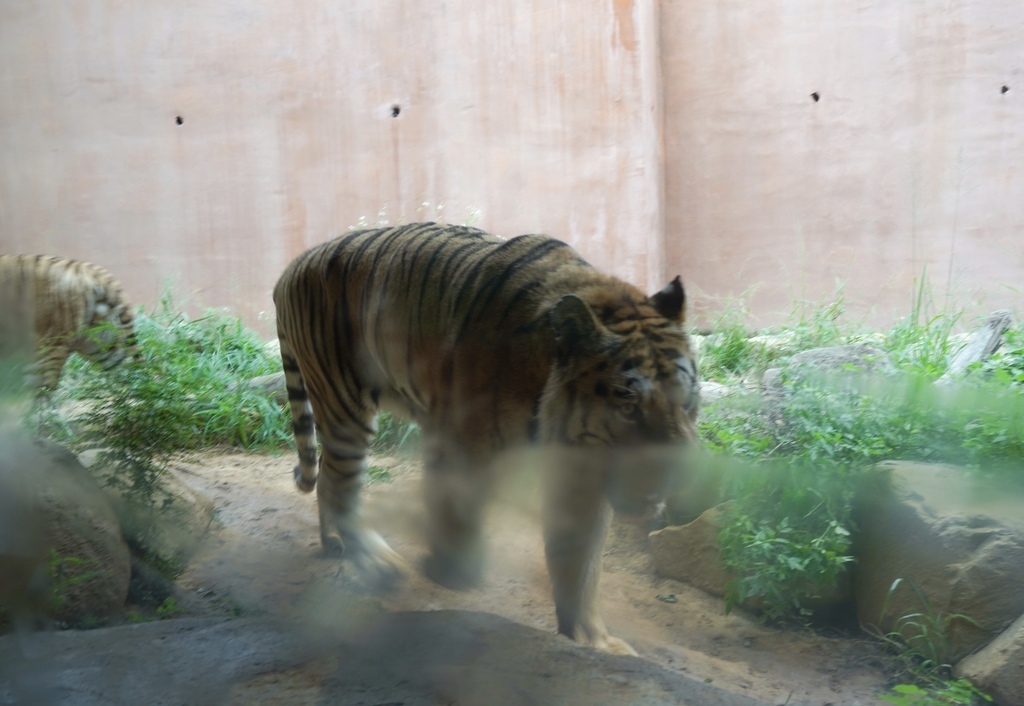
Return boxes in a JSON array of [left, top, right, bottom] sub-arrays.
[[956, 610, 1024, 706]]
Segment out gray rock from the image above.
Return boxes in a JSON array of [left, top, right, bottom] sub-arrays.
[[786, 343, 897, 375], [956, 610, 1024, 706], [761, 343, 897, 428], [854, 461, 1024, 662], [29, 440, 133, 625], [763, 343, 896, 394], [246, 372, 287, 405], [699, 380, 732, 404], [0, 613, 773, 706]]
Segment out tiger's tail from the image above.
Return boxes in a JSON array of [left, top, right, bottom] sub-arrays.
[[278, 331, 318, 492]]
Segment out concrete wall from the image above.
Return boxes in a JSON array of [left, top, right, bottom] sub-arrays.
[[662, 0, 1023, 326], [2, 0, 1022, 333], [1, 0, 664, 333]]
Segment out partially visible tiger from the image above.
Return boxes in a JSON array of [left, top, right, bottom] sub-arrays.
[[0, 254, 142, 400], [273, 222, 700, 655]]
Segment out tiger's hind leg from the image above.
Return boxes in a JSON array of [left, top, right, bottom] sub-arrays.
[[315, 429, 409, 588], [278, 337, 318, 492], [278, 332, 406, 588], [422, 438, 494, 590]]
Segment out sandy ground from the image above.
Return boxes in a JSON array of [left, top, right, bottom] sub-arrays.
[[171, 451, 891, 706]]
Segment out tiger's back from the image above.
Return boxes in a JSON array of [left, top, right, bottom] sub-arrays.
[[0, 254, 141, 397], [274, 223, 599, 449], [273, 222, 700, 655]]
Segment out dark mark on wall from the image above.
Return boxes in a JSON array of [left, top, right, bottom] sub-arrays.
[[176, 116, 184, 125], [811, 92, 820, 102], [1001, 85, 1009, 94], [391, 105, 401, 117]]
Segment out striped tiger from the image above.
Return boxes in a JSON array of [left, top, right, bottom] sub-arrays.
[[0, 254, 142, 400], [273, 222, 700, 655]]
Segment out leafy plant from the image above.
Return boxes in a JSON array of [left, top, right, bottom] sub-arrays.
[[881, 680, 991, 705], [717, 461, 855, 621], [30, 294, 293, 576], [155, 597, 181, 619]]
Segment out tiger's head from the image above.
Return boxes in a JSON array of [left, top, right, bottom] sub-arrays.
[[538, 277, 700, 517]]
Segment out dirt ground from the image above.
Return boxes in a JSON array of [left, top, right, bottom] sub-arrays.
[[171, 451, 891, 706]]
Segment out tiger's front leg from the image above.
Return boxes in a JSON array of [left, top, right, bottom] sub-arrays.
[[421, 439, 494, 591], [543, 453, 638, 657], [316, 442, 408, 588]]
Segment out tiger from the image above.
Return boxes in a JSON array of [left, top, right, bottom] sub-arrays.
[[273, 222, 700, 655], [0, 254, 142, 401]]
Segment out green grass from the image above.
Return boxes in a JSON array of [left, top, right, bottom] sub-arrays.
[[372, 412, 421, 454], [52, 293, 292, 453], [696, 290, 1012, 703], [41, 292, 418, 506], [696, 286, 1024, 628], [873, 579, 993, 705]]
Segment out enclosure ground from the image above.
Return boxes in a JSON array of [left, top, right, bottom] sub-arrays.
[[170, 451, 890, 705]]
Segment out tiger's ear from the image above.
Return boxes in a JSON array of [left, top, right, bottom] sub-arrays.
[[650, 276, 685, 323], [550, 295, 605, 359]]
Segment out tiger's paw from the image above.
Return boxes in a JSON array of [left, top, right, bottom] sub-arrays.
[[320, 530, 407, 590], [588, 634, 638, 657], [565, 622, 639, 656], [423, 551, 483, 591], [320, 531, 345, 557], [351, 532, 409, 591], [293, 465, 316, 493]]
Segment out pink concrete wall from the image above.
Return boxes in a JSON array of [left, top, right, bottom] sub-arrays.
[[2, 1, 1022, 334], [0, 1, 664, 334], [661, 0, 1024, 327]]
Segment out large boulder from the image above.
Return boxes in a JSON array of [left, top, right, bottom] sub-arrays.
[[956, 611, 1024, 706], [0, 427, 49, 624], [0, 613, 771, 706], [649, 502, 733, 597], [28, 440, 133, 625], [854, 461, 1024, 662], [79, 450, 215, 575]]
